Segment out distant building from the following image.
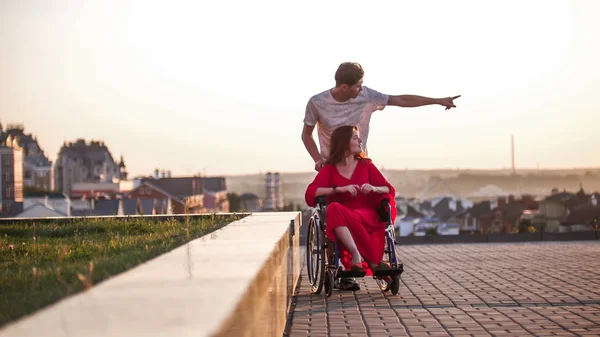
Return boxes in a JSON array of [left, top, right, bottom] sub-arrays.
[[53, 139, 127, 195], [71, 197, 174, 217], [23, 191, 71, 216], [201, 176, 229, 213], [264, 172, 284, 211], [394, 203, 426, 236], [14, 203, 67, 218], [129, 175, 229, 214], [0, 136, 24, 214], [0, 124, 52, 191], [126, 180, 190, 214], [541, 186, 600, 232], [70, 182, 120, 199], [455, 201, 492, 232]]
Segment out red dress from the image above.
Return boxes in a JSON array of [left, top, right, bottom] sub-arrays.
[[305, 159, 397, 275]]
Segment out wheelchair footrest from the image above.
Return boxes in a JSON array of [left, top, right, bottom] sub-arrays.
[[373, 265, 404, 277], [337, 270, 367, 278]]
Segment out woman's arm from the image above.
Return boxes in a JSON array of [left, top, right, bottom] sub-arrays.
[[316, 185, 360, 197], [367, 161, 398, 222], [373, 186, 390, 194], [305, 165, 332, 207], [314, 186, 336, 197]]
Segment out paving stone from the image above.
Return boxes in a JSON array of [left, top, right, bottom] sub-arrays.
[[286, 242, 600, 337]]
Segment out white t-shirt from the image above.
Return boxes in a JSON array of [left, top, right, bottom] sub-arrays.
[[303, 86, 389, 159]]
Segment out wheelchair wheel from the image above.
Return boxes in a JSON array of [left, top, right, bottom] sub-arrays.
[[380, 220, 402, 295], [385, 226, 398, 267], [375, 277, 391, 292], [306, 214, 325, 294], [390, 274, 400, 295], [324, 269, 334, 297]]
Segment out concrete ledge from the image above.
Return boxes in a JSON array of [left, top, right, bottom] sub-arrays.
[[397, 231, 599, 245], [0, 212, 252, 225], [0, 212, 302, 337]]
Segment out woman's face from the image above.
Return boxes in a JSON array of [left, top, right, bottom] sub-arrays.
[[349, 129, 363, 154]]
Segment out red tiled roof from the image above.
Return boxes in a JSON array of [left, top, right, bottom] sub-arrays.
[[141, 177, 203, 199]]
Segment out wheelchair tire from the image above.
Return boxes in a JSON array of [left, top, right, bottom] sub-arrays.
[[306, 214, 325, 294], [390, 274, 400, 295], [324, 269, 334, 297]]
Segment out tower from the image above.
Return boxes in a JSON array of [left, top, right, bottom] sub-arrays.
[[511, 134, 515, 175], [118, 155, 128, 181], [264, 172, 275, 211], [273, 172, 284, 210]]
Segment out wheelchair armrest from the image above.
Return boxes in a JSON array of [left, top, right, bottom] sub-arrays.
[[377, 198, 391, 223]]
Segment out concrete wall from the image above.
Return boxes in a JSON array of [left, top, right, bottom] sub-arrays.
[[0, 212, 302, 337]]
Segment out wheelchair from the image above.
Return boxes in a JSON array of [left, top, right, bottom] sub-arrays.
[[305, 196, 404, 297]]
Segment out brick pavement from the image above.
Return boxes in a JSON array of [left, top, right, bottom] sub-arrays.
[[285, 242, 600, 337]]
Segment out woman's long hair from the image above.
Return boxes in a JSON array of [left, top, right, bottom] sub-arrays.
[[326, 125, 368, 165]]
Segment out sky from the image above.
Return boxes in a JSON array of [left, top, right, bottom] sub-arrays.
[[1, 0, 599, 177]]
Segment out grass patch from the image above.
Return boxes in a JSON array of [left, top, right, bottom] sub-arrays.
[[0, 214, 245, 327]]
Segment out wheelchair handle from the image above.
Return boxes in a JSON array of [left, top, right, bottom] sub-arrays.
[[315, 196, 327, 206]]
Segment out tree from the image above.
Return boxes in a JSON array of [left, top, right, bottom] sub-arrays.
[[590, 218, 599, 232], [518, 219, 536, 233], [227, 193, 241, 212], [425, 226, 438, 236]]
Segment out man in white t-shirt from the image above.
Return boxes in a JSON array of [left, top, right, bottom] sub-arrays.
[[302, 62, 460, 171], [302, 62, 460, 291]]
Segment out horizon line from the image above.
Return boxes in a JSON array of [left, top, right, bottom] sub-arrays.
[[136, 166, 600, 178]]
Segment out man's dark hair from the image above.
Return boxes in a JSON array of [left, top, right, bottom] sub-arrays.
[[335, 62, 364, 87]]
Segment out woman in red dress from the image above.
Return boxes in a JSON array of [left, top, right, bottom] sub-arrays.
[[305, 125, 397, 275]]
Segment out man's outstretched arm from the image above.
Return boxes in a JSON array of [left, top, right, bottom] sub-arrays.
[[301, 124, 324, 171], [387, 95, 461, 110]]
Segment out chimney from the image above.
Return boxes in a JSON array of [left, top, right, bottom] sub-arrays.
[[167, 198, 173, 214], [497, 196, 507, 207], [161, 170, 166, 178], [66, 197, 71, 217], [167, 170, 171, 178], [154, 169, 159, 180]]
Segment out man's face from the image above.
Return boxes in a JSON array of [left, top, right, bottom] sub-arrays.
[[344, 79, 363, 99]]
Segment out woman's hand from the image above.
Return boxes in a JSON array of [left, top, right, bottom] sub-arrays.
[[338, 184, 360, 197], [360, 183, 378, 194]]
